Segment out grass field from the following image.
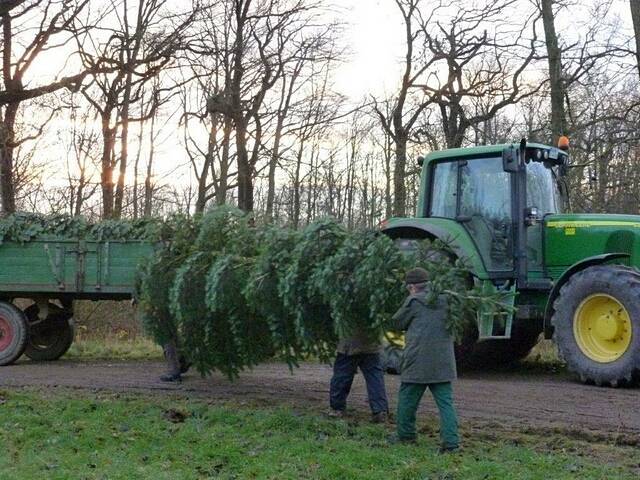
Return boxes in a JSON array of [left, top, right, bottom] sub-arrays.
[[0, 388, 637, 480], [63, 333, 564, 368], [66, 337, 163, 361]]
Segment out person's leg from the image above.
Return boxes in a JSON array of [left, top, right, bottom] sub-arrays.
[[329, 353, 358, 412], [396, 382, 427, 440], [428, 382, 460, 449], [358, 353, 389, 415], [160, 339, 181, 382]]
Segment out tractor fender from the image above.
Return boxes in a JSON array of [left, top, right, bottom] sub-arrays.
[[543, 252, 630, 338], [381, 221, 484, 277]]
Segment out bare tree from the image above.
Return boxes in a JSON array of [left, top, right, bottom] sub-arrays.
[[0, 0, 110, 214], [372, 0, 438, 217], [631, 0, 640, 79], [76, 0, 194, 218], [374, 0, 539, 214], [540, 0, 566, 143], [417, 1, 541, 148], [63, 98, 100, 216], [206, 0, 337, 213]]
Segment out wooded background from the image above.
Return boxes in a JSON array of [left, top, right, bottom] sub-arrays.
[[0, 0, 639, 226]]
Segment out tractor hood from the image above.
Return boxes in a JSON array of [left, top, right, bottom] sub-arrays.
[[544, 213, 640, 279]]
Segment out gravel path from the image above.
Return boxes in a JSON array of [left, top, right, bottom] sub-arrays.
[[1, 360, 638, 442]]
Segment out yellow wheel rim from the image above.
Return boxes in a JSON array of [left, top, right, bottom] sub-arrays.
[[384, 331, 405, 348], [573, 294, 632, 363]]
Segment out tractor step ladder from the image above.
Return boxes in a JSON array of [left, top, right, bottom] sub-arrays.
[[477, 281, 516, 340]]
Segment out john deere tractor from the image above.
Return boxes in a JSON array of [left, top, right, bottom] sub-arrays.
[[382, 139, 640, 387]]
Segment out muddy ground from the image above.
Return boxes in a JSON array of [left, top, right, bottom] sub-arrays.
[[1, 360, 638, 445]]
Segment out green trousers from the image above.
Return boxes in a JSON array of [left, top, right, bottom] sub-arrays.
[[397, 382, 459, 448]]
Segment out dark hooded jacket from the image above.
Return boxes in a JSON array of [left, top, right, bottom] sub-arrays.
[[391, 293, 457, 383]]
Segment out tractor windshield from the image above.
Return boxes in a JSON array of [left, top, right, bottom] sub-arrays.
[[526, 162, 560, 215]]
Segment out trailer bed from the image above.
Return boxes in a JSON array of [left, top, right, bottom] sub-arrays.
[[0, 238, 155, 300]]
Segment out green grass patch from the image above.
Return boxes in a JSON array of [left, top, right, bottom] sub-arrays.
[[0, 388, 636, 480], [65, 337, 162, 361]]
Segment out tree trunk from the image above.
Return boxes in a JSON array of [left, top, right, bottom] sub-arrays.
[[541, 0, 566, 144], [216, 117, 232, 206], [195, 112, 217, 214], [132, 110, 145, 219], [235, 120, 253, 212], [393, 133, 408, 217], [383, 136, 392, 219], [73, 164, 86, 217], [114, 115, 129, 218], [100, 113, 116, 219], [266, 114, 284, 220], [143, 106, 156, 217], [0, 103, 17, 214], [632, 0, 640, 80], [114, 72, 133, 219], [0, 12, 16, 215], [292, 142, 304, 228], [195, 157, 210, 214]]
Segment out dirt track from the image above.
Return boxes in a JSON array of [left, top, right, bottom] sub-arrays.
[[1, 360, 639, 442]]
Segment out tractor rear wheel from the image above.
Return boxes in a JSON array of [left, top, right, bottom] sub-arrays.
[[24, 303, 75, 362], [552, 265, 640, 387], [0, 301, 28, 366]]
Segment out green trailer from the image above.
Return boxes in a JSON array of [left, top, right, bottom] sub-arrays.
[[0, 238, 154, 365]]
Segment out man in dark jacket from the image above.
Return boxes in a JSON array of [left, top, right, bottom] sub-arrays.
[[390, 267, 460, 451], [329, 329, 389, 423]]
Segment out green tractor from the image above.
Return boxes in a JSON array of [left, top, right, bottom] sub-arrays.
[[382, 139, 640, 387]]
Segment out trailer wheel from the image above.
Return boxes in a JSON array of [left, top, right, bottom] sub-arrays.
[[24, 303, 75, 362], [552, 265, 640, 387], [0, 301, 28, 366], [178, 354, 192, 374]]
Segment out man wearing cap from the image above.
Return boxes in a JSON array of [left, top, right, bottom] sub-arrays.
[[328, 327, 389, 423], [390, 267, 460, 452]]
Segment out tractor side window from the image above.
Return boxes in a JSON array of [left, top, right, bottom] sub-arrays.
[[429, 161, 457, 218], [459, 157, 513, 272], [526, 162, 559, 215]]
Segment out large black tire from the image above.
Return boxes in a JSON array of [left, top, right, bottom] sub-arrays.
[[178, 354, 191, 374], [382, 320, 541, 375], [23, 303, 75, 362], [383, 238, 541, 372], [459, 319, 542, 368], [552, 265, 640, 387], [0, 301, 28, 366]]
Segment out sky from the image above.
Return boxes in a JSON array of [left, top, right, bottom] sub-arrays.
[[16, 0, 640, 196], [334, 0, 406, 99]]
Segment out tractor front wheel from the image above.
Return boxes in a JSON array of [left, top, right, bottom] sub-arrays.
[[24, 303, 75, 362], [459, 319, 542, 368], [552, 265, 640, 387], [0, 301, 28, 366]]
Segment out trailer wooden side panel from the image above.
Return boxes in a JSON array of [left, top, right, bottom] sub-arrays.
[[0, 239, 155, 298]]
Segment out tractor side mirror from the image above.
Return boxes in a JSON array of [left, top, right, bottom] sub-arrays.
[[502, 146, 518, 172], [525, 206, 541, 226], [417, 156, 425, 166]]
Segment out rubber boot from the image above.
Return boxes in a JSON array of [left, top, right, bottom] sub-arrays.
[[160, 340, 182, 382]]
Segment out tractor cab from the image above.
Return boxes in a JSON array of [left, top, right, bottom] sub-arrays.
[[383, 141, 569, 360], [419, 141, 567, 283]]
